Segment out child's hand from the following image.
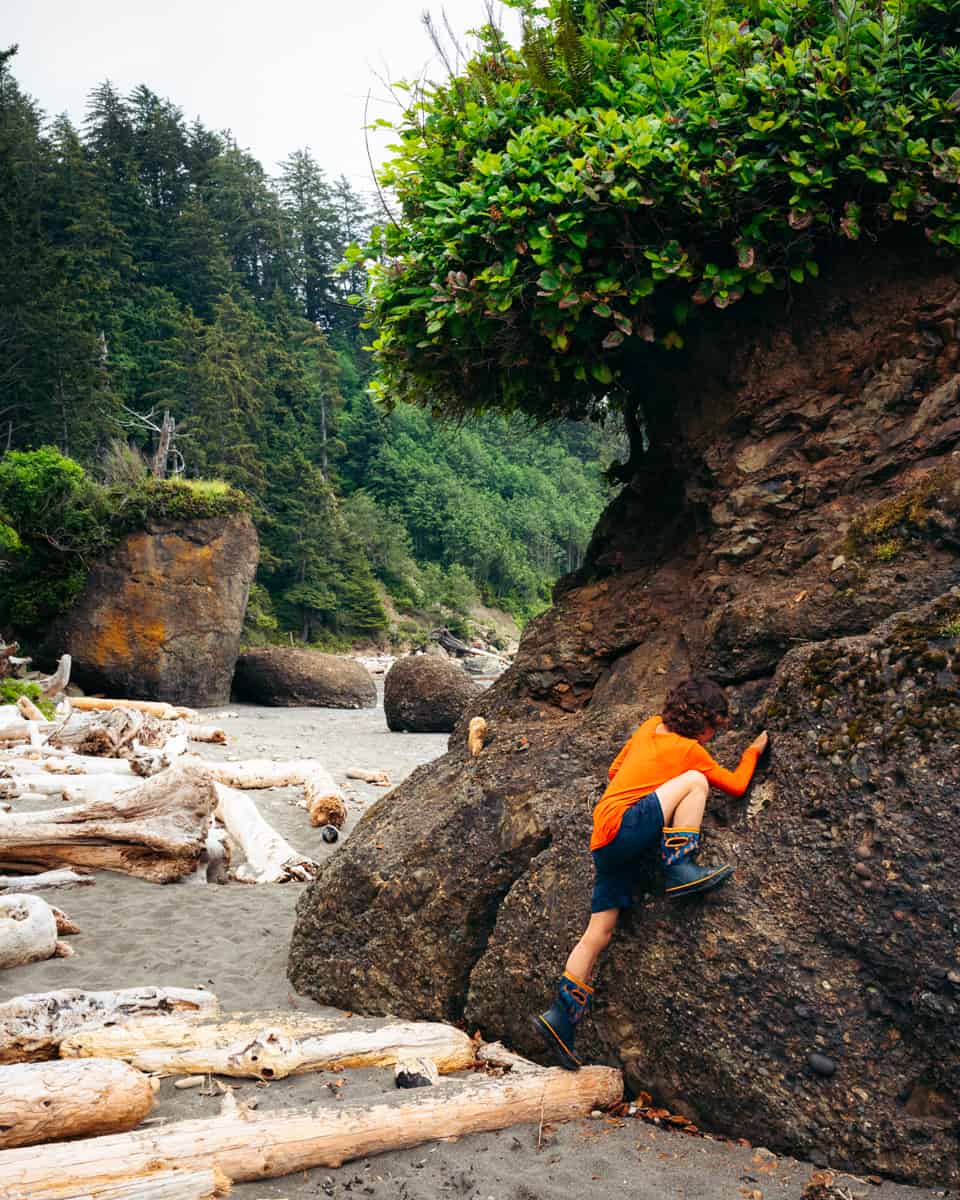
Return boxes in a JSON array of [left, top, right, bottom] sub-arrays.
[[749, 731, 769, 755]]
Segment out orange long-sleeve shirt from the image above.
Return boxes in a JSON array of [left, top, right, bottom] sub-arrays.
[[591, 715, 760, 851]]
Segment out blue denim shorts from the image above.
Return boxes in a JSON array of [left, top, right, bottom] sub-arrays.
[[590, 791, 663, 912]]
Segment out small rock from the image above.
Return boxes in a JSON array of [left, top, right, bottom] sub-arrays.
[[321, 825, 339, 844], [831, 555, 846, 571], [808, 1053, 837, 1078]]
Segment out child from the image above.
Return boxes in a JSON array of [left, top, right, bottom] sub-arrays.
[[532, 676, 768, 1071]]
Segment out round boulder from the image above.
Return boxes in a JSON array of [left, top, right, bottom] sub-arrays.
[[234, 647, 376, 709], [384, 655, 482, 733]]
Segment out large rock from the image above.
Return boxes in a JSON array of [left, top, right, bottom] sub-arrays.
[[46, 516, 258, 708], [233, 647, 376, 709], [289, 250, 960, 1185], [383, 655, 482, 732]]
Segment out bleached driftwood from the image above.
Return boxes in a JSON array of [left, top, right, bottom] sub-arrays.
[[0, 895, 58, 969], [305, 778, 346, 829], [213, 784, 318, 883], [345, 768, 391, 785], [34, 654, 71, 700], [0, 765, 217, 882], [0, 722, 56, 744], [15, 1166, 231, 1199], [49, 905, 79, 935], [206, 759, 325, 790], [0, 986, 219, 1064], [0, 1062, 623, 1191], [38, 755, 136, 776], [184, 725, 227, 745], [0, 870, 95, 894], [15, 696, 45, 723], [51, 708, 144, 758], [62, 1011, 477, 1079], [468, 716, 488, 757], [0, 1057, 154, 1149], [69, 698, 197, 721], [127, 732, 189, 778]]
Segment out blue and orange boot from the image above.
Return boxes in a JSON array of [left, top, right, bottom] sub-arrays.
[[661, 827, 733, 899], [531, 973, 593, 1071]]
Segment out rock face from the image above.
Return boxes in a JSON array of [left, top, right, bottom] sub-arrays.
[[383, 655, 482, 732], [288, 249, 960, 1186], [234, 647, 376, 709], [48, 516, 258, 708]]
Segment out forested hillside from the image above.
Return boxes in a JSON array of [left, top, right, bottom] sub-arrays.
[[0, 46, 614, 645]]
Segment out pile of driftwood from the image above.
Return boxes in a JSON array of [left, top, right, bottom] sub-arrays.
[[0, 984, 622, 1197], [0, 649, 376, 969]]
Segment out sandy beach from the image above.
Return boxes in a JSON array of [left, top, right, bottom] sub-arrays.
[[0, 697, 941, 1200]]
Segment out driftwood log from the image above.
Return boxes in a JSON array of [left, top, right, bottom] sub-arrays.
[[0, 869, 95, 893], [34, 654, 71, 700], [15, 696, 45, 723], [0, 894, 56, 968], [8, 1165, 231, 1200], [0, 765, 217, 881], [61, 1011, 477, 1079], [0, 1057, 154, 1149], [345, 768, 390, 785], [205, 759, 327, 790], [69, 698, 197, 721], [0, 986, 219, 1064], [213, 784, 318, 883], [0, 1062, 623, 1191]]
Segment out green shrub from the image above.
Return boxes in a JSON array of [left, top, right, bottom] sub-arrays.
[[0, 679, 55, 719]]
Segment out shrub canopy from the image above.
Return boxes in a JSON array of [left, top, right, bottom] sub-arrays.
[[363, 0, 960, 425]]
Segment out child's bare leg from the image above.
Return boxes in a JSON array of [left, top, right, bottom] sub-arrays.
[[656, 769, 709, 829], [564, 908, 619, 983]]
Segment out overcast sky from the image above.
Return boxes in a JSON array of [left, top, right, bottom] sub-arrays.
[[7, 0, 522, 190]]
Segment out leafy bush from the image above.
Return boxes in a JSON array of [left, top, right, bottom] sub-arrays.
[[364, 0, 960, 430], [0, 679, 55, 719]]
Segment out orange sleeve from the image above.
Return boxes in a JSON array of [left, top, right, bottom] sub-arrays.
[[686, 742, 760, 797], [607, 733, 635, 782]]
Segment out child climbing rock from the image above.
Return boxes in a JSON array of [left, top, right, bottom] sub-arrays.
[[532, 676, 767, 1071]]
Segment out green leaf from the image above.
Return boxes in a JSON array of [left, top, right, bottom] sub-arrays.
[[591, 362, 614, 384], [866, 168, 888, 184]]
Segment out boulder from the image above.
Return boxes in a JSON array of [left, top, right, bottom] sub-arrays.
[[462, 652, 504, 676], [289, 250, 960, 1187], [44, 516, 258, 708], [383, 656, 482, 732], [233, 647, 376, 709]]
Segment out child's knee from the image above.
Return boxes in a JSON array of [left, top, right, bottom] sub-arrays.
[[683, 769, 709, 795]]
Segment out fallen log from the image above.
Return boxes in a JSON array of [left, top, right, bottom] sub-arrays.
[[0, 1057, 154, 1149], [0, 870, 95, 894], [0, 722, 56, 744], [61, 1011, 477, 1079], [206, 759, 326, 790], [345, 768, 391, 785], [0, 894, 58, 969], [0, 765, 217, 882], [213, 784, 318, 883], [0, 986, 219, 1064], [305, 781, 346, 829], [51, 708, 144, 758], [69, 698, 197, 721], [15, 696, 45, 723], [34, 654, 71, 700], [183, 725, 228, 745], [0, 1061, 623, 1191], [9, 1165, 231, 1200]]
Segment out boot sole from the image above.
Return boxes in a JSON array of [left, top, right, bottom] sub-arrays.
[[530, 1015, 582, 1071], [665, 865, 734, 899]]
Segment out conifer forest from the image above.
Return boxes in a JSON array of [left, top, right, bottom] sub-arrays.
[[0, 46, 614, 646]]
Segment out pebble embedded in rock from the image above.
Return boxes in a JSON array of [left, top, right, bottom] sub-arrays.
[[321, 825, 339, 844], [808, 1053, 837, 1077]]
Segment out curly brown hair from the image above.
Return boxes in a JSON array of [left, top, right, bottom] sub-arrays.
[[661, 677, 729, 739]]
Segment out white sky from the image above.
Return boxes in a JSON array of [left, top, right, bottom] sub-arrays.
[[7, 0, 522, 189]]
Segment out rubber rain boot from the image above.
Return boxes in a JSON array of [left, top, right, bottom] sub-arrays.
[[531, 973, 593, 1071], [661, 827, 733, 899]]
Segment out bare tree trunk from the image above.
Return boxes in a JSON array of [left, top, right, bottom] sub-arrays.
[[0, 765, 217, 882], [0, 1063, 623, 1191], [9, 1166, 231, 1199], [152, 410, 176, 479], [0, 986, 218, 1064], [0, 1058, 155, 1148], [61, 1011, 477, 1079]]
